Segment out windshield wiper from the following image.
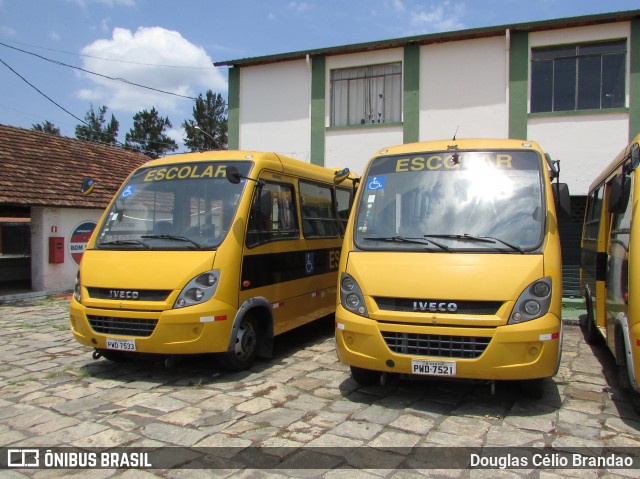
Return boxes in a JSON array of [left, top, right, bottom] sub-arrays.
[[363, 235, 451, 252], [141, 234, 204, 250], [479, 235, 524, 253], [424, 233, 524, 253], [99, 239, 150, 249]]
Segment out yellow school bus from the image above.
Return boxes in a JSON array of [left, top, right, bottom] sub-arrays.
[[70, 150, 357, 370], [335, 138, 570, 396], [580, 134, 640, 412]]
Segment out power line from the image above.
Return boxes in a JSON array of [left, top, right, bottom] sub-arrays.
[[0, 41, 197, 101], [0, 38, 215, 70], [0, 57, 89, 126], [0, 61, 184, 153]]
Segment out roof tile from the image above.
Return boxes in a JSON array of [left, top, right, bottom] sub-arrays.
[[0, 124, 150, 209]]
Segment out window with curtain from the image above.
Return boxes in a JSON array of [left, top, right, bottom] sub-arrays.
[[330, 62, 402, 127], [530, 39, 626, 113]]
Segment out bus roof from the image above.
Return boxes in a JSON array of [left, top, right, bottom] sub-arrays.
[[133, 150, 358, 184], [369, 138, 546, 158], [589, 133, 640, 191]]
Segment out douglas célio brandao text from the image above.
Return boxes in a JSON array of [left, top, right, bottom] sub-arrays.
[[470, 452, 634, 469]]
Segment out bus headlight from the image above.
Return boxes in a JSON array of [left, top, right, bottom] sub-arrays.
[[340, 273, 368, 317], [509, 278, 552, 324], [73, 271, 82, 303], [174, 270, 220, 308]]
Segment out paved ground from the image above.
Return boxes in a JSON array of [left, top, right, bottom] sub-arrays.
[[0, 297, 639, 477]]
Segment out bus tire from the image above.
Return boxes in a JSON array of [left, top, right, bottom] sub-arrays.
[[99, 349, 129, 362], [350, 366, 381, 385], [520, 378, 545, 398], [220, 315, 259, 371], [581, 297, 602, 345], [631, 390, 640, 415]]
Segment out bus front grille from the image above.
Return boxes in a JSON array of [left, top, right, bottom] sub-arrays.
[[375, 297, 502, 315], [382, 332, 490, 359], [87, 288, 171, 301], [88, 315, 157, 337]]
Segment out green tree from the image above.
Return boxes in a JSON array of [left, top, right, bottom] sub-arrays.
[[182, 90, 228, 151], [32, 120, 61, 136], [75, 104, 119, 144], [125, 107, 178, 159]]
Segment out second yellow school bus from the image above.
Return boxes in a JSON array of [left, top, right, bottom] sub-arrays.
[[581, 134, 640, 412], [70, 150, 357, 370], [335, 138, 570, 396]]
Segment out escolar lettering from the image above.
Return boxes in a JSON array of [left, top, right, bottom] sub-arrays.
[[395, 154, 513, 172], [144, 164, 227, 182]]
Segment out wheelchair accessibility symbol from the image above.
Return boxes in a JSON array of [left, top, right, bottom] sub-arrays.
[[305, 252, 315, 274], [367, 176, 386, 191]]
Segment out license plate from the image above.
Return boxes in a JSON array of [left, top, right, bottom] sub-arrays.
[[411, 359, 456, 376], [106, 338, 136, 351]]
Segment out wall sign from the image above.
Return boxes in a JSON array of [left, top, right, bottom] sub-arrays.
[[69, 221, 97, 265]]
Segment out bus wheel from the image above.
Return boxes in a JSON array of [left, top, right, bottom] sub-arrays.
[[581, 298, 602, 345], [98, 349, 129, 362], [221, 315, 259, 371], [631, 390, 640, 415], [350, 366, 381, 385], [520, 378, 545, 398]]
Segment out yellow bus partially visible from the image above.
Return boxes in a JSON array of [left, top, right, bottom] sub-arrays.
[[335, 138, 570, 397], [70, 150, 357, 370], [580, 134, 640, 412]]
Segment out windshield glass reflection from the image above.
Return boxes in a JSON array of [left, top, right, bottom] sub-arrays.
[[354, 150, 544, 252], [96, 161, 251, 250]]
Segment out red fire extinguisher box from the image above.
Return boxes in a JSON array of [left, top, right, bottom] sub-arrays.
[[49, 237, 64, 264]]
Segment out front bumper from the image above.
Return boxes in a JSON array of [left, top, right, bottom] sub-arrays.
[[335, 305, 562, 380], [69, 298, 236, 355]]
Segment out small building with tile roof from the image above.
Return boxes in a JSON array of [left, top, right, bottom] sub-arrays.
[[0, 124, 149, 298]]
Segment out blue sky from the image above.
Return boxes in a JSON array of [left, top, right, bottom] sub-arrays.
[[1, 0, 639, 149]]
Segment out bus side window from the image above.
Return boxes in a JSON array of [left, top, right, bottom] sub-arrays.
[[299, 181, 340, 238], [246, 182, 299, 247], [584, 186, 603, 240], [335, 187, 353, 235]]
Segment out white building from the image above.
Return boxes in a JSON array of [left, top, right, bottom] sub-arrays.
[[215, 9, 640, 295]]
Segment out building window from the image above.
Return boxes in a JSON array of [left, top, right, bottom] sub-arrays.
[[530, 40, 626, 113], [330, 62, 402, 127]]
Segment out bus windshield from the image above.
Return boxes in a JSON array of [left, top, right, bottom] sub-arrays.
[[96, 161, 252, 250], [354, 150, 545, 252]]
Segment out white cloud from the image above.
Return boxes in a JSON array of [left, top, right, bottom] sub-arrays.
[[49, 31, 61, 41], [267, 12, 277, 21], [100, 17, 111, 33], [410, 1, 466, 32], [68, 0, 135, 7], [289, 1, 309, 13], [0, 25, 16, 37], [387, 0, 406, 12], [78, 26, 227, 115], [97, 0, 136, 6]]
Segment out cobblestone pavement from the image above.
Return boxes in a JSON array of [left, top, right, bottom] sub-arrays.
[[0, 297, 639, 478]]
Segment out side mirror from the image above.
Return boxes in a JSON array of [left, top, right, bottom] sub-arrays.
[[226, 166, 242, 184], [81, 178, 95, 196], [552, 183, 571, 217], [631, 143, 640, 171], [334, 168, 350, 185], [608, 175, 631, 214]]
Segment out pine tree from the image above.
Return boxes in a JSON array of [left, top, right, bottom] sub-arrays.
[[182, 90, 228, 151], [125, 107, 178, 159], [75, 105, 119, 144], [32, 120, 61, 136]]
